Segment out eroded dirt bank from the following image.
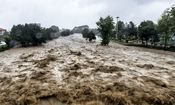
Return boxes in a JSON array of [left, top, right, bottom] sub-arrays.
[[0, 34, 175, 105]]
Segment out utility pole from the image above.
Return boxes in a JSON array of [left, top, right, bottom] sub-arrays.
[[116, 17, 119, 39]]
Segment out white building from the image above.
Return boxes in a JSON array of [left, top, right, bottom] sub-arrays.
[[0, 28, 6, 36]]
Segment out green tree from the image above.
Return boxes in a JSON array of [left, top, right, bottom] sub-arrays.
[[151, 26, 159, 46], [127, 21, 138, 40], [10, 24, 46, 47], [123, 22, 138, 43], [60, 29, 73, 37], [82, 29, 96, 42], [138, 20, 157, 45], [4, 35, 12, 48], [88, 31, 96, 42], [96, 16, 115, 45], [50, 25, 59, 32], [157, 9, 171, 48], [82, 28, 89, 40], [169, 6, 175, 32], [157, 6, 175, 48], [42, 27, 57, 40], [116, 21, 125, 41]]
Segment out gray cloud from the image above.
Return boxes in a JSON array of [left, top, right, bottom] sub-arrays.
[[0, 0, 174, 30]]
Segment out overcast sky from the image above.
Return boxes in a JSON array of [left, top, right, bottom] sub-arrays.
[[0, 0, 175, 30]]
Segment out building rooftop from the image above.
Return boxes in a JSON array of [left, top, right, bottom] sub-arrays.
[[0, 28, 6, 31]]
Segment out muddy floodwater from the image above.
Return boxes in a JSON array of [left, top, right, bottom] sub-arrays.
[[0, 34, 175, 105]]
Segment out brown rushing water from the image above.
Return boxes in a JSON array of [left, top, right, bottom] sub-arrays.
[[0, 34, 175, 105]]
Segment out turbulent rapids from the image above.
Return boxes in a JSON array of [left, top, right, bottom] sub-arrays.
[[0, 34, 175, 105]]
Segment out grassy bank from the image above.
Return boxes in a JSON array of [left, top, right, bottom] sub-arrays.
[[115, 41, 175, 52]]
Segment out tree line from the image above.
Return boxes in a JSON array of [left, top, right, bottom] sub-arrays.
[[3, 24, 74, 48], [95, 5, 175, 49], [1, 5, 175, 51]]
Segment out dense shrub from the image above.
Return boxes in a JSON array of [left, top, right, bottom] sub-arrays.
[[82, 28, 89, 39], [138, 21, 157, 45], [10, 24, 60, 47], [4, 35, 12, 48], [82, 29, 96, 42], [42, 27, 58, 41], [11, 24, 46, 47], [61, 29, 73, 37], [0, 45, 8, 52]]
